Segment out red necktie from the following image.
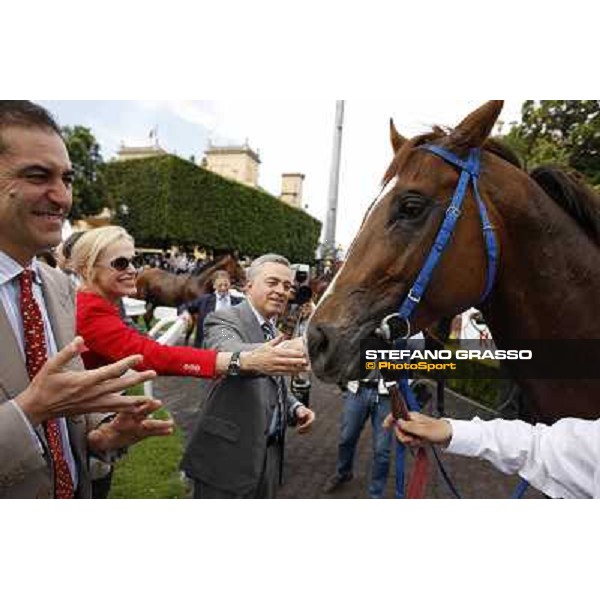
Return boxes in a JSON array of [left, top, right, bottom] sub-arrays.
[[19, 269, 74, 499]]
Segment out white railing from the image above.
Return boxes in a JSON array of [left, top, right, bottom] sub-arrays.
[[143, 306, 189, 397], [122, 296, 147, 317]]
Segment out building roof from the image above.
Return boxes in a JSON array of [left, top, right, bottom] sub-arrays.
[[205, 142, 261, 164], [117, 143, 166, 156]]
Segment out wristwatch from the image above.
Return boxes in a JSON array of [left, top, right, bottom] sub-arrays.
[[227, 351, 242, 376]]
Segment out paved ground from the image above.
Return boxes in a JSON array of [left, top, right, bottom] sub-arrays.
[[153, 370, 543, 500]]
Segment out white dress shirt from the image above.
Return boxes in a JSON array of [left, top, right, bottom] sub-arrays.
[[246, 299, 302, 417], [215, 292, 232, 312], [246, 299, 276, 331], [445, 416, 600, 499]]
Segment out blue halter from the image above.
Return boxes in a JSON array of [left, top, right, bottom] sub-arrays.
[[395, 143, 499, 330], [385, 143, 501, 498], [382, 144, 529, 499]]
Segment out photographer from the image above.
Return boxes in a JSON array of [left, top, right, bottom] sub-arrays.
[[280, 269, 314, 407]]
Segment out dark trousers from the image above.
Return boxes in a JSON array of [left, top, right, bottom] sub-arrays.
[[91, 469, 114, 499], [193, 444, 281, 499]]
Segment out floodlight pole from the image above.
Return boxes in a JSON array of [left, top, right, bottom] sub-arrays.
[[323, 100, 344, 260]]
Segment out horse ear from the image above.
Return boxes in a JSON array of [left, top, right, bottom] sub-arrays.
[[389, 118, 407, 155], [450, 100, 504, 150]]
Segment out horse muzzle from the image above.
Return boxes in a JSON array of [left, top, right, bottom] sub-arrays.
[[307, 321, 362, 383]]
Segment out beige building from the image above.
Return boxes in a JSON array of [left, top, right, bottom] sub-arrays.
[[71, 207, 114, 231], [115, 140, 167, 161], [280, 173, 305, 209], [202, 141, 261, 187]]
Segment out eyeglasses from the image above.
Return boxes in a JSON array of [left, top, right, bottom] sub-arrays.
[[106, 256, 136, 272]]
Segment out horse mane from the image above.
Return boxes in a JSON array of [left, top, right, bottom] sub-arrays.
[[480, 139, 600, 244], [191, 253, 233, 276], [482, 137, 600, 246], [529, 166, 600, 245], [483, 137, 522, 169]]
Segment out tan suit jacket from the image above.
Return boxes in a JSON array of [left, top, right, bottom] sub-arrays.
[[0, 263, 103, 499]]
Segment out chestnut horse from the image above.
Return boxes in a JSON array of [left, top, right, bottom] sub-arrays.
[[308, 100, 600, 423], [135, 254, 246, 330]]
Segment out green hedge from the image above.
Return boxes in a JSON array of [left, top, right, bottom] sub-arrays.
[[415, 359, 508, 410], [103, 155, 322, 263], [445, 360, 507, 410]]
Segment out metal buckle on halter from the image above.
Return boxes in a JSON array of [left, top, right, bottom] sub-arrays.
[[375, 313, 411, 342], [407, 288, 421, 303], [446, 205, 461, 218]]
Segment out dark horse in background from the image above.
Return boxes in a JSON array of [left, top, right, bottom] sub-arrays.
[[308, 100, 600, 424], [135, 254, 246, 337]]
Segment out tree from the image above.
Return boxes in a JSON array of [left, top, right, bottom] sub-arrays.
[[503, 101, 600, 184], [62, 125, 108, 220]]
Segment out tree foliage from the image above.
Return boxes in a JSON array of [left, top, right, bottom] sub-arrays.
[[62, 125, 108, 220], [502, 101, 600, 185], [103, 155, 322, 263]]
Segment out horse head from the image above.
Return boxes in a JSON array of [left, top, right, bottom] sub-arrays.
[[308, 100, 507, 383]]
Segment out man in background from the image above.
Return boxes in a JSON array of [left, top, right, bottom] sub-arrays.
[[180, 270, 243, 348]]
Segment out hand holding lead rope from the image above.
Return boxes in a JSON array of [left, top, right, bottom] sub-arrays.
[[386, 380, 411, 421], [384, 379, 430, 499]]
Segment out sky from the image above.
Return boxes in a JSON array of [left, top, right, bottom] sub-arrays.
[[40, 99, 524, 252]]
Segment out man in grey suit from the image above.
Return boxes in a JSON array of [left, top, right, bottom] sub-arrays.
[[0, 101, 173, 498], [181, 254, 315, 498]]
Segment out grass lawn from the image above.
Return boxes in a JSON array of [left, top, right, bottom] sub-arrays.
[[108, 384, 189, 498]]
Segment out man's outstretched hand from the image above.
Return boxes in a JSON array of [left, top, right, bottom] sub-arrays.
[[241, 335, 309, 376], [87, 399, 174, 452], [15, 337, 157, 426]]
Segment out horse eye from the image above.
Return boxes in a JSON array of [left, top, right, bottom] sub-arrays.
[[394, 195, 429, 221]]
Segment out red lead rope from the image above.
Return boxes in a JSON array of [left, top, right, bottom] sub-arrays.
[[388, 384, 430, 499], [406, 447, 430, 499]]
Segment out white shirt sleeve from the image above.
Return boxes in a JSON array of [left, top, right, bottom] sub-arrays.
[[445, 417, 600, 499]]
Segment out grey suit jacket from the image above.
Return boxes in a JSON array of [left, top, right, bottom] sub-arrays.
[[0, 263, 103, 499], [181, 300, 297, 496]]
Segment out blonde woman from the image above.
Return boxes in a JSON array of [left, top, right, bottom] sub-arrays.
[[72, 226, 308, 379]]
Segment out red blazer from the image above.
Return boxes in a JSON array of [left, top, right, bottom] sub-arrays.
[[76, 291, 217, 378]]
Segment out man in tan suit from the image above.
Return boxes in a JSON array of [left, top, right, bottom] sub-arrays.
[[0, 101, 173, 499]]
